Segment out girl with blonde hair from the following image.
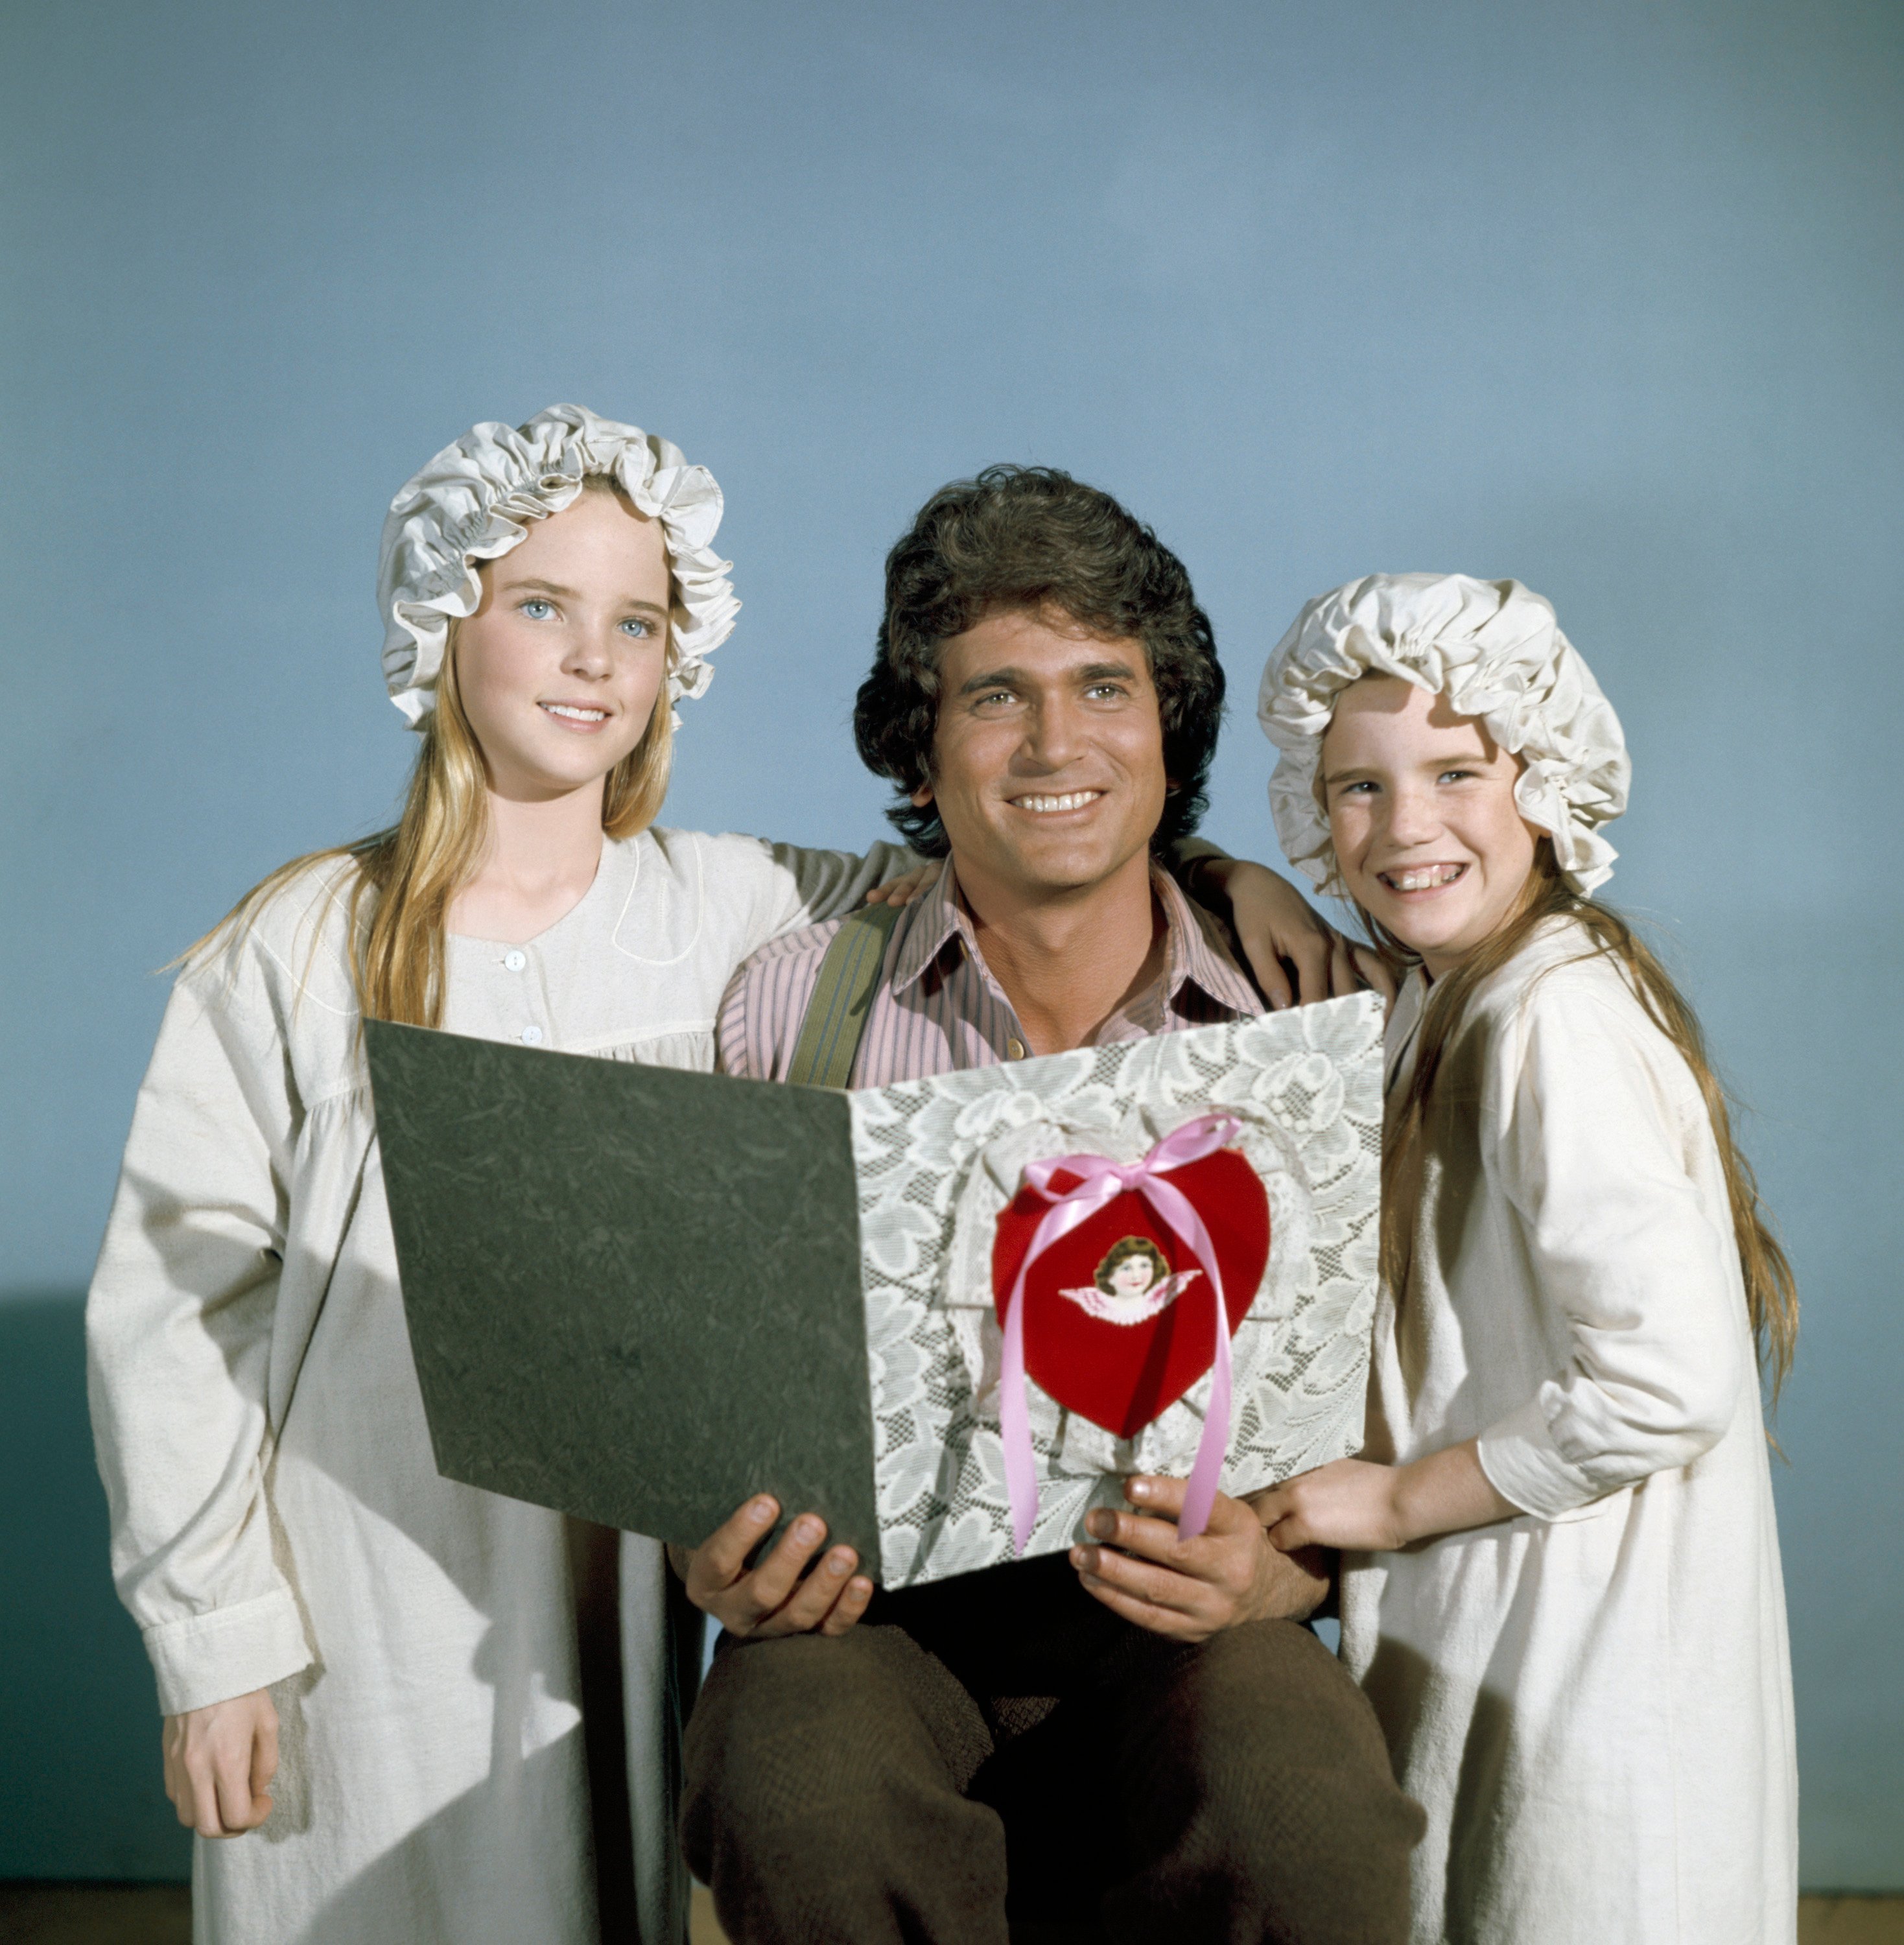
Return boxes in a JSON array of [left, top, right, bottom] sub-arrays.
[[87, 405, 1339, 1944], [1254, 574, 1799, 1945], [86, 405, 935, 1944]]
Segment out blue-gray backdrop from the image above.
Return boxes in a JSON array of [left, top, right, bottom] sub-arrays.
[[3, 0, 1898, 1891]]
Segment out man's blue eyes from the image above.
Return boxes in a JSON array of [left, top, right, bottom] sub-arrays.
[[976, 685, 1124, 706]]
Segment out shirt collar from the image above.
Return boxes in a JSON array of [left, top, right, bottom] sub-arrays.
[[1152, 868, 1264, 1020], [888, 860, 978, 995], [887, 856, 1260, 1022]]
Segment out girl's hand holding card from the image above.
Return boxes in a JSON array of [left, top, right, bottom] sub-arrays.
[[1256, 1445, 1520, 1554]]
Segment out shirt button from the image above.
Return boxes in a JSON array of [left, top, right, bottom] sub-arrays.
[[1006, 1037, 1027, 1060], [521, 1025, 544, 1045], [504, 950, 527, 971]]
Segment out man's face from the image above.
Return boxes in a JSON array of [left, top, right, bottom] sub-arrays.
[[913, 605, 1169, 908]]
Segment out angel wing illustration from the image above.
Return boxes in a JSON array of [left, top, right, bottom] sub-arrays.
[[1057, 1267, 1203, 1326]]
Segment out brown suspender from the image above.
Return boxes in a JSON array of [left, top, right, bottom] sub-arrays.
[[783, 901, 902, 1089]]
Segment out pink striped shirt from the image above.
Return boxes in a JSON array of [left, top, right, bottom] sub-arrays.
[[716, 860, 1263, 1085]]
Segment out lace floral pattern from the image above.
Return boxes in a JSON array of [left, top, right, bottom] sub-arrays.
[[848, 993, 1385, 1586]]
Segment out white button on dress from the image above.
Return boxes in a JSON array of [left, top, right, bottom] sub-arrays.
[[521, 1025, 543, 1044], [504, 950, 527, 972]]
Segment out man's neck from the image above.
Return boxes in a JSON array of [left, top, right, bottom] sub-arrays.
[[954, 848, 1166, 1055]]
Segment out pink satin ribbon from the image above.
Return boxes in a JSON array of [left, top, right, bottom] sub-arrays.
[[998, 1113, 1243, 1554]]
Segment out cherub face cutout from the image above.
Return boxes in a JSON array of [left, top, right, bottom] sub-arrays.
[[1060, 1236, 1203, 1326]]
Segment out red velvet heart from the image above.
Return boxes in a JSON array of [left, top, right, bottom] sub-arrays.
[[991, 1148, 1271, 1439]]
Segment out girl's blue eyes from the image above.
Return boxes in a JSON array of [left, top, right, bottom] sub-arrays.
[[1339, 771, 1481, 796], [517, 600, 652, 638]]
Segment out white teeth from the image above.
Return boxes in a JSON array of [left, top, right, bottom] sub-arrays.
[[1014, 791, 1102, 813], [1384, 865, 1464, 892], [542, 703, 607, 723]]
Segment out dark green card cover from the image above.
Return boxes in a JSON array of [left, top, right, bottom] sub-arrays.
[[366, 1020, 880, 1565]]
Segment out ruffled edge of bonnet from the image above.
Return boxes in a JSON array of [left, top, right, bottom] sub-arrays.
[[376, 403, 740, 728], [1255, 572, 1630, 897]]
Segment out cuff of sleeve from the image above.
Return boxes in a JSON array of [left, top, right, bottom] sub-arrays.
[[1475, 1395, 1600, 1522], [145, 1589, 313, 1716]]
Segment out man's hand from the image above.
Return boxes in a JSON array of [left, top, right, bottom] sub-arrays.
[[669, 1495, 874, 1640], [1068, 1475, 1330, 1643], [1253, 1444, 1520, 1553], [163, 1689, 278, 1838], [862, 864, 937, 908], [1199, 857, 1396, 1011]]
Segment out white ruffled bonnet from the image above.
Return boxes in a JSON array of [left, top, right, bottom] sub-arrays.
[[1256, 572, 1630, 896], [377, 403, 740, 727]]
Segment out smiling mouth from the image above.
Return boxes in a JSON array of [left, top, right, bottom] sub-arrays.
[[1010, 790, 1103, 814], [539, 703, 609, 725], [1378, 864, 1467, 893]]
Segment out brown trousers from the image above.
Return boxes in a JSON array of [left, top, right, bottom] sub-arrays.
[[679, 1554, 1422, 1945]]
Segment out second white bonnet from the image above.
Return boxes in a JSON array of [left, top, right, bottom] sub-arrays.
[[1256, 572, 1630, 896], [377, 403, 740, 727]]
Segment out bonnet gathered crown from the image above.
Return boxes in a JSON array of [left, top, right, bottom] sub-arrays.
[[377, 403, 740, 728], [1256, 572, 1631, 898]]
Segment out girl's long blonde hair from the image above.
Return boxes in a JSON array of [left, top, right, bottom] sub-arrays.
[[1368, 842, 1798, 1402], [189, 482, 675, 1026]]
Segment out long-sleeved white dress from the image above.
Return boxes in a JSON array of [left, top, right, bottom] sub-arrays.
[[1339, 919, 1798, 1945], [88, 827, 907, 1945]]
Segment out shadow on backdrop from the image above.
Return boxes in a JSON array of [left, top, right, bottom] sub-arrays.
[[0, 1292, 189, 1880]]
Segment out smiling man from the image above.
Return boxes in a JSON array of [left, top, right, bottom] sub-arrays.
[[674, 468, 1422, 1945]]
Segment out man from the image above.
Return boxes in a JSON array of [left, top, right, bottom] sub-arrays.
[[676, 467, 1421, 1944]]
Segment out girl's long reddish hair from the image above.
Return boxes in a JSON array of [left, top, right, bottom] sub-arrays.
[[1366, 843, 1798, 1401]]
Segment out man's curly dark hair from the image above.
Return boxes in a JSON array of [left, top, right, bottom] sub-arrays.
[[852, 466, 1225, 856]]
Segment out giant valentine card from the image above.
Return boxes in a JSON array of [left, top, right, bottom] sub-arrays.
[[367, 991, 1383, 1588]]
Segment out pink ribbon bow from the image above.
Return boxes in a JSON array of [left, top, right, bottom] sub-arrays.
[[998, 1113, 1244, 1554]]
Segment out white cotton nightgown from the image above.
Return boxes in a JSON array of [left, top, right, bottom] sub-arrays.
[[87, 828, 909, 1945], [1339, 919, 1798, 1945]]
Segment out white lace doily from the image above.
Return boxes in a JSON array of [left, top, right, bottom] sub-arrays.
[[847, 992, 1385, 1586]]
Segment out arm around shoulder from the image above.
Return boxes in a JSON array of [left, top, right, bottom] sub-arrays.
[[1168, 840, 1390, 1009], [701, 831, 922, 963]]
